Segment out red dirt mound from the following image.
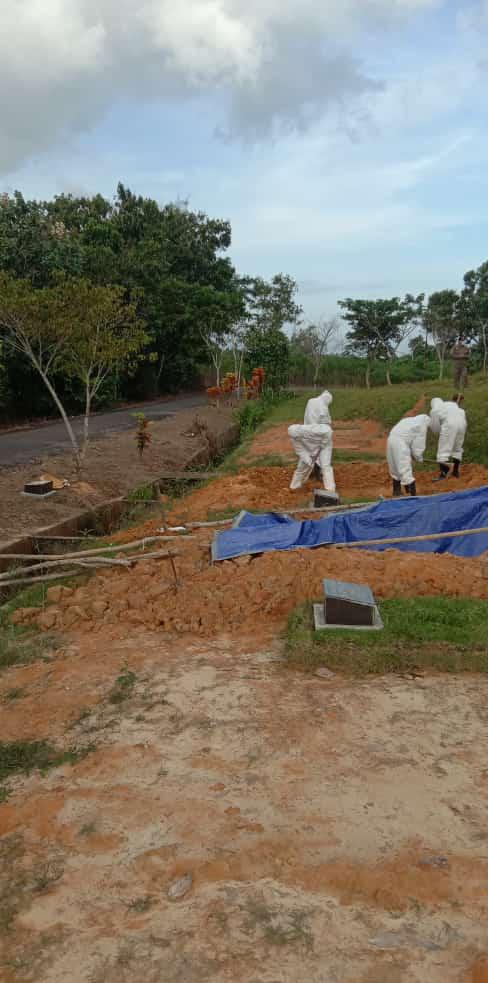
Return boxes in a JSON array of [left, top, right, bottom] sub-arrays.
[[16, 532, 488, 638], [165, 462, 488, 523]]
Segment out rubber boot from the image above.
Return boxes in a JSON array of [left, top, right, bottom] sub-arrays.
[[452, 458, 461, 478], [432, 463, 449, 483], [406, 481, 417, 496], [313, 463, 322, 481], [392, 479, 402, 497]]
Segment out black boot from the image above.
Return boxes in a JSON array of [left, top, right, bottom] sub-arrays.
[[452, 458, 461, 478], [406, 481, 417, 496], [392, 479, 402, 497], [432, 463, 449, 482]]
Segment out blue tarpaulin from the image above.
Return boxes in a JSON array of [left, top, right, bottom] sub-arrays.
[[212, 486, 488, 561]]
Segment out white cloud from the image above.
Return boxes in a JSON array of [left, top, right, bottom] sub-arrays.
[[0, 0, 444, 172]]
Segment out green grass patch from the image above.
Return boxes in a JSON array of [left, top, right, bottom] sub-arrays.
[[0, 740, 94, 801], [285, 597, 488, 675], [108, 667, 137, 705], [0, 631, 44, 673]]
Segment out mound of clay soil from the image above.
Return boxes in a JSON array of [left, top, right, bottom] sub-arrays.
[[15, 528, 488, 639], [165, 463, 488, 524]]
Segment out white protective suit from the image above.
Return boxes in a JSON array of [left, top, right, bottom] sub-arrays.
[[288, 423, 336, 492], [304, 390, 333, 427], [430, 398, 467, 463], [386, 414, 430, 486]]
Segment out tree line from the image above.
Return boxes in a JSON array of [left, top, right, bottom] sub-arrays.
[[291, 268, 488, 389], [0, 185, 301, 441]]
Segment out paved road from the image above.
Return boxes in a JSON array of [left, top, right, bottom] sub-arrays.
[[0, 394, 206, 468]]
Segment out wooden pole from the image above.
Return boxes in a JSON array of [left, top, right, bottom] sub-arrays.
[[0, 550, 180, 589], [332, 524, 488, 550], [0, 535, 189, 564], [185, 501, 376, 529]]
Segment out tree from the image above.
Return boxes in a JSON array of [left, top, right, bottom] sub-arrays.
[[245, 326, 290, 391], [0, 273, 147, 467], [462, 263, 488, 374], [0, 272, 81, 460], [339, 297, 415, 387], [293, 317, 339, 387], [0, 185, 300, 418], [241, 273, 302, 333], [423, 290, 459, 380], [60, 278, 148, 459], [226, 318, 249, 389]]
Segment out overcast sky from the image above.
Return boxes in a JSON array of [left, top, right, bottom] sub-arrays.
[[2, 0, 488, 320]]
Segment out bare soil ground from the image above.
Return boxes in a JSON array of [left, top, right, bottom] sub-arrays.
[[3, 412, 488, 982], [2, 632, 488, 983], [0, 406, 237, 547]]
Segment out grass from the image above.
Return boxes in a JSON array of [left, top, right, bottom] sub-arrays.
[[245, 897, 313, 950], [0, 739, 94, 788], [108, 667, 137, 705], [285, 597, 488, 675], [0, 580, 66, 674], [0, 628, 53, 673], [127, 896, 154, 914]]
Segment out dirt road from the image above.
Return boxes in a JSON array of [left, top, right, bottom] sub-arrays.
[[0, 394, 206, 468]]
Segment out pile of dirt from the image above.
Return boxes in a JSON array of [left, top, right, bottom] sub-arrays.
[[14, 531, 488, 638], [166, 462, 488, 523]]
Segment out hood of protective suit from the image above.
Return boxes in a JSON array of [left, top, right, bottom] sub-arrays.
[[431, 398, 444, 414], [320, 391, 333, 406]]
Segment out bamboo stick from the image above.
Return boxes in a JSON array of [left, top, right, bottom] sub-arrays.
[[332, 525, 488, 550], [0, 535, 187, 563], [0, 550, 180, 589], [0, 555, 131, 580], [0, 570, 81, 588], [184, 501, 376, 529]]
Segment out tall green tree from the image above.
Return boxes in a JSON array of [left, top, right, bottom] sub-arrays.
[[423, 290, 459, 380], [462, 262, 488, 374], [245, 326, 290, 391], [339, 297, 417, 387]]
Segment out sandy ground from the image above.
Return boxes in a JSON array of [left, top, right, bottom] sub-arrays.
[[3, 412, 488, 982], [1, 633, 488, 982], [0, 406, 237, 547]]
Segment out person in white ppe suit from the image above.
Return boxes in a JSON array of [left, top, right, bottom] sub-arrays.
[[304, 391, 333, 479], [430, 395, 467, 481], [304, 390, 333, 426], [288, 423, 336, 492], [386, 414, 431, 496]]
